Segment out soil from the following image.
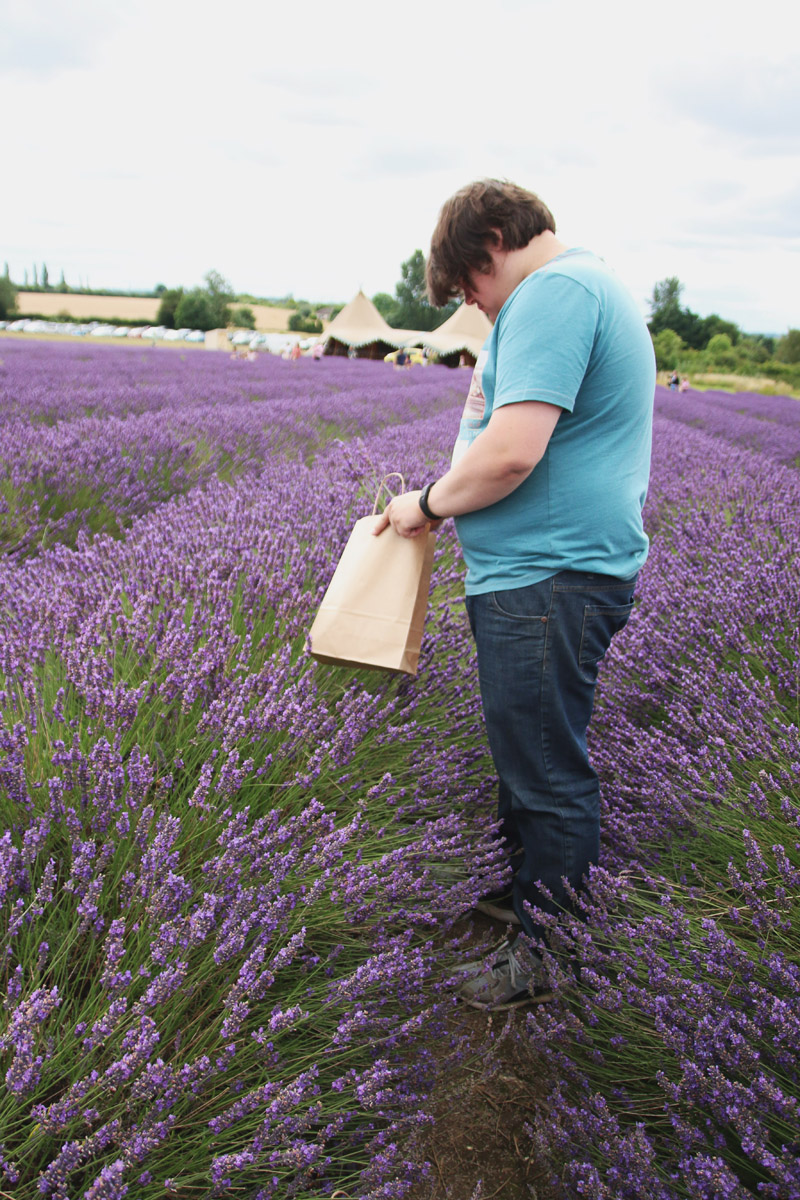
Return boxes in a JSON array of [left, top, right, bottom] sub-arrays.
[[403, 913, 561, 1200]]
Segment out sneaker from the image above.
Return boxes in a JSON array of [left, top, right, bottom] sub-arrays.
[[454, 938, 553, 1010], [474, 890, 520, 925]]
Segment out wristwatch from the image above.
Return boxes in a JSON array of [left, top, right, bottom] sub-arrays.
[[418, 482, 443, 522]]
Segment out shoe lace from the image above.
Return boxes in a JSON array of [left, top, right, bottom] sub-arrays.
[[492, 942, 530, 991]]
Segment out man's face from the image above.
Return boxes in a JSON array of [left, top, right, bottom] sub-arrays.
[[460, 245, 513, 323]]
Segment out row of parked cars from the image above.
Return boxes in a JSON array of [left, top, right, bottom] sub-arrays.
[[0, 321, 321, 355], [0, 319, 207, 342]]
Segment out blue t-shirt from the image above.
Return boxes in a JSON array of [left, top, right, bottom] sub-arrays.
[[452, 249, 655, 594]]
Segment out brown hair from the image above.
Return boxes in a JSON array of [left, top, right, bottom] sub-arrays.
[[426, 179, 556, 307]]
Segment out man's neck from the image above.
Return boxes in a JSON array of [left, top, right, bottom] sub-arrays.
[[513, 230, 571, 283]]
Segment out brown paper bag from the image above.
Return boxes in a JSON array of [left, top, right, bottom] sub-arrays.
[[309, 478, 437, 676]]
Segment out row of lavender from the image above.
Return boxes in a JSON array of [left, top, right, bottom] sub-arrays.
[[1, 343, 799, 1197], [0, 339, 463, 557], [524, 396, 800, 1197], [0, 346, 510, 1198]]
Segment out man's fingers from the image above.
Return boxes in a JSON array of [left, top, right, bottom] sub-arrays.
[[372, 509, 391, 536]]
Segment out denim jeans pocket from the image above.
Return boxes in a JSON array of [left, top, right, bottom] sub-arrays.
[[579, 601, 635, 667], [489, 585, 549, 621]]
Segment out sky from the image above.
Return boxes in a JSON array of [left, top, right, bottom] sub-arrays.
[[2, 0, 798, 335]]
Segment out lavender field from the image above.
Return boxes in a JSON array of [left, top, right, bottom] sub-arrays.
[[0, 339, 798, 1199]]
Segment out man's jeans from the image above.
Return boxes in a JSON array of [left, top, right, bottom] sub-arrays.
[[465, 570, 637, 943]]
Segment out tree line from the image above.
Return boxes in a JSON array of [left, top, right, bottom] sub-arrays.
[[648, 276, 799, 380], [3, 257, 798, 380]]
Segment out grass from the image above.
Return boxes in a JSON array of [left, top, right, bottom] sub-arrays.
[[656, 370, 800, 399]]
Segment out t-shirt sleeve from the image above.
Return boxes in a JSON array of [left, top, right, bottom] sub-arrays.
[[493, 273, 600, 414]]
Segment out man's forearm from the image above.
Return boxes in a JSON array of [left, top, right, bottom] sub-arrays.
[[373, 400, 561, 540]]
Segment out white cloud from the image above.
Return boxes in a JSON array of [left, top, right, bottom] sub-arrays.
[[1, 0, 797, 331]]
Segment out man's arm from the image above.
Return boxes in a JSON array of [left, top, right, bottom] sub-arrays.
[[373, 400, 562, 538]]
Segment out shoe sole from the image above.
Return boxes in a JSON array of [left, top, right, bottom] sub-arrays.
[[474, 900, 521, 924], [460, 987, 554, 1011]]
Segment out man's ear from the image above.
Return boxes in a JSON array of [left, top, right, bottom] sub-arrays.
[[486, 228, 504, 251]]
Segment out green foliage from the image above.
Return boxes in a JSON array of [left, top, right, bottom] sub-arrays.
[[648, 277, 744, 353], [652, 328, 684, 370], [776, 329, 800, 364], [0, 275, 17, 320], [232, 306, 256, 330], [736, 335, 771, 365], [41, 263, 49, 290], [156, 274, 234, 330], [700, 313, 739, 346], [288, 311, 323, 333], [649, 276, 683, 316], [372, 292, 398, 323], [174, 289, 215, 331], [387, 250, 458, 331], [57, 271, 68, 293], [156, 288, 184, 329], [706, 333, 738, 371], [203, 269, 234, 328]]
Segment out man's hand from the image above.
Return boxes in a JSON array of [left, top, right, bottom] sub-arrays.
[[372, 490, 434, 539]]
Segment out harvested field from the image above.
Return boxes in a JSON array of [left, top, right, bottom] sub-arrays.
[[15, 291, 306, 332]]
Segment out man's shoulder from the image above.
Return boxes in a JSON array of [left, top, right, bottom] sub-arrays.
[[501, 253, 603, 329]]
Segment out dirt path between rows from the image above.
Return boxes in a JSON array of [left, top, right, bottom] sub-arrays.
[[403, 914, 560, 1200]]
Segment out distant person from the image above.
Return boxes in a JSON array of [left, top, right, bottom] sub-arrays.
[[347, 345, 357, 360], [395, 349, 408, 368], [679, 376, 690, 393], [291, 342, 302, 363], [312, 342, 324, 361], [669, 369, 679, 390]]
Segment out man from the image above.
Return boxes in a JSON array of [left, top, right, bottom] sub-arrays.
[[372, 179, 655, 1008]]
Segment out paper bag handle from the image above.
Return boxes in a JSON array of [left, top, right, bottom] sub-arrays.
[[372, 473, 406, 515]]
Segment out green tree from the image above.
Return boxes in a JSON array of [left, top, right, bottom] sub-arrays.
[[372, 292, 398, 323], [288, 311, 323, 333], [699, 313, 740, 346], [0, 275, 17, 320], [647, 277, 706, 349], [232, 306, 256, 330], [652, 328, 684, 371], [735, 335, 769, 365], [57, 270, 68, 293], [174, 290, 214, 331], [203, 270, 234, 328], [156, 287, 184, 329], [775, 329, 800, 364], [388, 250, 457, 331], [649, 276, 683, 321], [706, 333, 738, 371], [41, 264, 49, 290]]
